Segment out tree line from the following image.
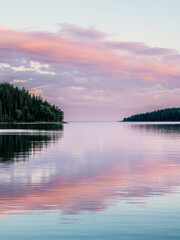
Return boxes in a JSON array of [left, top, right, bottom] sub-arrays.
[[123, 108, 180, 122], [0, 82, 64, 122]]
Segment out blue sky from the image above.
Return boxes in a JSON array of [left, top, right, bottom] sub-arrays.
[[1, 0, 180, 50]]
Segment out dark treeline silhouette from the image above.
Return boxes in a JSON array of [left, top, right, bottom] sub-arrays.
[[0, 82, 64, 122], [123, 108, 180, 122]]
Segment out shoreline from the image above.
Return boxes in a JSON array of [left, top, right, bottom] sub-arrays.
[[0, 121, 67, 124], [120, 120, 180, 122]]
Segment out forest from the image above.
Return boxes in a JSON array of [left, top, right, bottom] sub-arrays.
[[123, 108, 180, 122], [0, 82, 64, 122]]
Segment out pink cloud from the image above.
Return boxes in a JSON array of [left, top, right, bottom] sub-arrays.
[[0, 24, 6, 30], [0, 24, 180, 120], [0, 24, 180, 80], [59, 23, 107, 40], [107, 41, 177, 56], [0, 73, 7, 76]]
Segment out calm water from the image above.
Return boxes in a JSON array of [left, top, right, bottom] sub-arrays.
[[0, 122, 180, 239]]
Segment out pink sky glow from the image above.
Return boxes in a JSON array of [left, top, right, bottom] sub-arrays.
[[0, 24, 180, 120]]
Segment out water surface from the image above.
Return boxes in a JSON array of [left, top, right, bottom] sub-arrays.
[[0, 122, 180, 239]]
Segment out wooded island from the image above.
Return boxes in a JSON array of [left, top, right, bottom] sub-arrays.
[[0, 83, 64, 122], [123, 108, 180, 122]]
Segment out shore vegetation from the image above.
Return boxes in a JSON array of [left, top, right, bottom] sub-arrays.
[[123, 108, 180, 122], [0, 82, 64, 122]]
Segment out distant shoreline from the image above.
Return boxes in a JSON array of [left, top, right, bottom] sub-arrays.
[[122, 108, 180, 122], [119, 120, 180, 122]]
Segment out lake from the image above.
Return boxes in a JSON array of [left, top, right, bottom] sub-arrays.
[[0, 122, 180, 240]]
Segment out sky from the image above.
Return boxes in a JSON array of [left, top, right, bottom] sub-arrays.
[[0, 0, 180, 120]]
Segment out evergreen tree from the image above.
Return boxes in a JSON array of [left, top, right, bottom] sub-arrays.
[[123, 108, 180, 122], [0, 82, 64, 122]]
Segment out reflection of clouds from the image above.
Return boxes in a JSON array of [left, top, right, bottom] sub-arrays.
[[30, 165, 56, 184], [0, 123, 180, 216], [4, 164, 56, 185], [0, 155, 180, 216]]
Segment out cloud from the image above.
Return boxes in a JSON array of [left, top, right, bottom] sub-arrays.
[[0, 24, 6, 30], [0, 61, 56, 75], [1, 24, 179, 78], [10, 79, 27, 83], [107, 41, 177, 56], [71, 86, 85, 91], [29, 87, 43, 96], [0, 24, 180, 120], [0, 73, 8, 76], [59, 23, 107, 40]]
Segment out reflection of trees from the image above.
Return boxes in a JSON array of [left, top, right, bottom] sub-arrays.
[[0, 123, 64, 131], [131, 123, 180, 135], [0, 124, 63, 163]]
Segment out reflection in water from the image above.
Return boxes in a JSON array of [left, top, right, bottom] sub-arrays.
[[0, 124, 63, 163], [0, 122, 180, 219], [0, 134, 51, 162], [130, 122, 180, 135], [0, 123, 64, 130], [1, 156, 180, 216]]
